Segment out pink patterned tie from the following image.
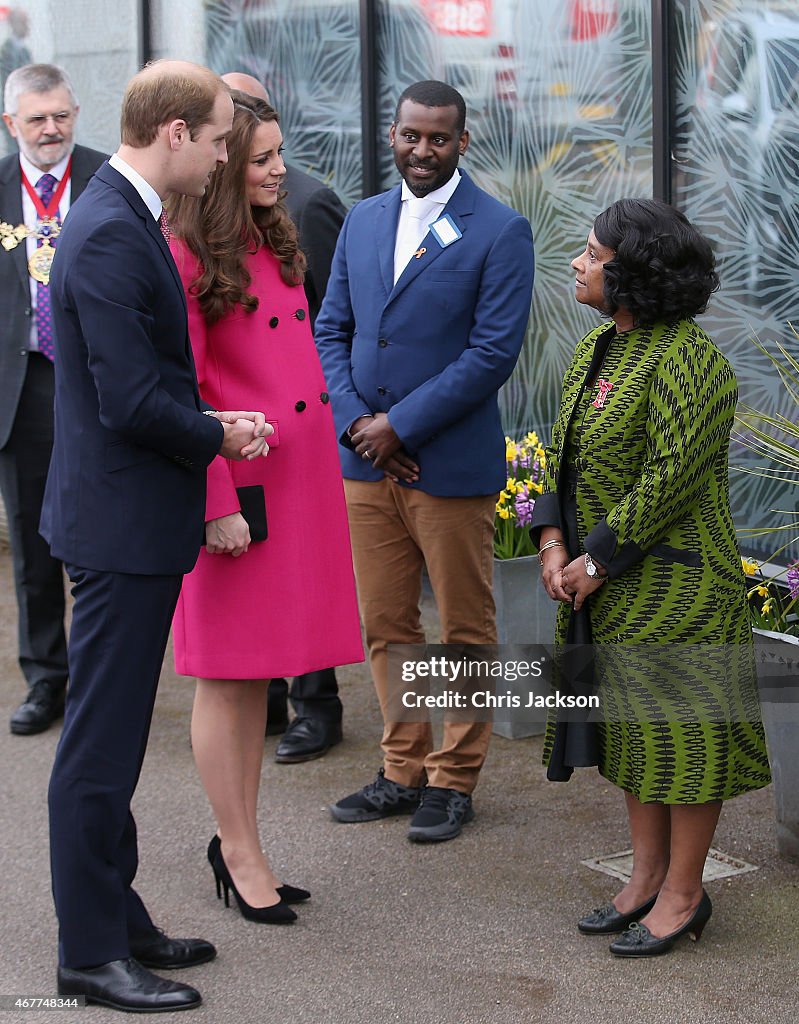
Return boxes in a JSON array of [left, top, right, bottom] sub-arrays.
[[158, 208, 171, 243], [35, 173, 58, 362]]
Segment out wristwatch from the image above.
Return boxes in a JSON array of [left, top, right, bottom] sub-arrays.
[[584, 552, 607, 583]]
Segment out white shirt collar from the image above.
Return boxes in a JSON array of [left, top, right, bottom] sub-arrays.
[[400, 168, 461, 207], [19, 150, 72, 187], [109, 152, 163, 221]]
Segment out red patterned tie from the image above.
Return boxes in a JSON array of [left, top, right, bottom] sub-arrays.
[[35, 173, 58, 362], [158, 208, 171, 243]]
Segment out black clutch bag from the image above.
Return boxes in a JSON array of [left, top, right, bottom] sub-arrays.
[[236, 485, 268, 542]]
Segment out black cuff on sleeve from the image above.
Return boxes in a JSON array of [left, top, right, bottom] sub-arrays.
[[583, 518, 644, 579], [530, 491, 562, 549]]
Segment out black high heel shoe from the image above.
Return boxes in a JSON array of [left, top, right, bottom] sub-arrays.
[[578, 893, 658, 934], [211, 849, 297, 925], [207, 835, 310, 904], [608, 890, 712, 957]]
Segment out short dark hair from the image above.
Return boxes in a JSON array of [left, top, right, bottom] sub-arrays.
[[394, 80, 466, 134], [593, 198, 720, 325]]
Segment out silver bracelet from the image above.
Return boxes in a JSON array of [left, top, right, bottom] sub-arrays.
[[538, 539, 564, 566]]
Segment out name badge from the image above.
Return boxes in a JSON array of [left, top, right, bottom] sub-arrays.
[[429, 214, 462, 248]]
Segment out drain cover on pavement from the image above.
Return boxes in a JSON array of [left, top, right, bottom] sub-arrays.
[[581, 847, 758, 882]]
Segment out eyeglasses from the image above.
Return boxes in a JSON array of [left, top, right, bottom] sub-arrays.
[[13, 111, 74, 128]]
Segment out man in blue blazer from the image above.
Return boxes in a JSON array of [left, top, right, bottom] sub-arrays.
[[317, 80, 534, 843], [41, 61, 270, 1013]]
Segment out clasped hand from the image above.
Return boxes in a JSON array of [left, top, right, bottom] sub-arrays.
[[351, 412, 419, 483], [213, 411, 273, 460], [542, 549, 606, 612]]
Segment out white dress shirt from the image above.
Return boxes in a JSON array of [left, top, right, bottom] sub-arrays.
[[392, 169, 461, 284], [108, 152, 163, 221]]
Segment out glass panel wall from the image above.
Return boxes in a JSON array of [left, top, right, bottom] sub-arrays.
[[672, 0, 799, 551], [203, 0, 364, 206]]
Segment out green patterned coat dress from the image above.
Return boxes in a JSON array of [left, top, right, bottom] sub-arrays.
[[536, 317, 770, 803]]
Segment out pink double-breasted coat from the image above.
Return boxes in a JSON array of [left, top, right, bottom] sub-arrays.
[[171, 241, 363, 679]]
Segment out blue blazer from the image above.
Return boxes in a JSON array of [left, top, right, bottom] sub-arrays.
[[314, 170, 534, 497], [40, 162, 223, 574]]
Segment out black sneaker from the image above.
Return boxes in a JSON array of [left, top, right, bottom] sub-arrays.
[[407, 786, 475, 842], [329, 769, 422, 823]]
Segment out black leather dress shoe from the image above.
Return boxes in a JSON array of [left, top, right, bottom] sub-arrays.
[[274, 716, 342, 763], [129, 929, 216, 970], [57, 957, 202, 1012], [9, 682, 65, 735]]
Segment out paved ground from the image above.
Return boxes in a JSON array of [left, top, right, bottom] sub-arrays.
[[1, 544, 798, 1024]]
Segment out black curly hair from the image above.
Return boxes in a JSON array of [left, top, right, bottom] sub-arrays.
[[593, 198, 719, 325]]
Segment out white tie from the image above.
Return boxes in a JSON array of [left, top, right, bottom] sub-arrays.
[[393, 197, 437, 283]]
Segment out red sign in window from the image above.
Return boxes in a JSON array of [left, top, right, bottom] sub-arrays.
[[421, 0, 493, 38], [569, 0, 617, 41]]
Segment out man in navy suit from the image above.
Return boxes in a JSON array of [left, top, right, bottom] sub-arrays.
[[317, 81, 534, 842], [42, 61, 270, 1013], [0, 64, 106, 736]]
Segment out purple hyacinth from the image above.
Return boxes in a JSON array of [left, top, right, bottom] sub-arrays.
[[787, 562, 799, 600], [515, 489, 533, 527]]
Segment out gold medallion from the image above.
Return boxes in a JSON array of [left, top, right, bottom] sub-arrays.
[[0, 221, 29, 251], [28, 240, 56, 284]]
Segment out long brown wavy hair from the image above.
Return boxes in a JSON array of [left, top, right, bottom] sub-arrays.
[[168, 91, 306, 324]]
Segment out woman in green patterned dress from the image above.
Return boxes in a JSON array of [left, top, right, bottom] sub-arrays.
[[531, 198, 770, 958]]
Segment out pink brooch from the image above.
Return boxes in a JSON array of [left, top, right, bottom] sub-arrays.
[[592, 378, 614, 409]]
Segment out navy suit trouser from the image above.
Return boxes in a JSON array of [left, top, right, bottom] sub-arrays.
[[48, 565, 183, 968]]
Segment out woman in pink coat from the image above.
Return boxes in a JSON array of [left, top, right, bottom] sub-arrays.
[[168, 93, 362, 925]]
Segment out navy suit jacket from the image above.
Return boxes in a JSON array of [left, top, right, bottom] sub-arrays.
[[314, 170, 534, 497], [40, 162, 223, 574]]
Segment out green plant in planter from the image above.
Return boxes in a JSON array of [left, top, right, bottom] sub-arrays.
[[734, 326, 799, 637]]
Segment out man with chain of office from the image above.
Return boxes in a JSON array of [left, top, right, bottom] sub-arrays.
[[0, 64, 106, 736]]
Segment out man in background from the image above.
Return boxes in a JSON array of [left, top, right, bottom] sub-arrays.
[[1, 64, 106, 735], [222, 71, 349, 764], [0, 8, 32, 153]]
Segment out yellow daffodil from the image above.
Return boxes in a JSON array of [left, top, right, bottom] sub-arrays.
[[756, 585, 770, 598], [762, 599, 774, 615], [498, 507, 511, 520], [741, 557, 760, 576]]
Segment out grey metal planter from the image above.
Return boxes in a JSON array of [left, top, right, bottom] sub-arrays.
[[492, 555, 557, 739], [754, 627, 799, 862]]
